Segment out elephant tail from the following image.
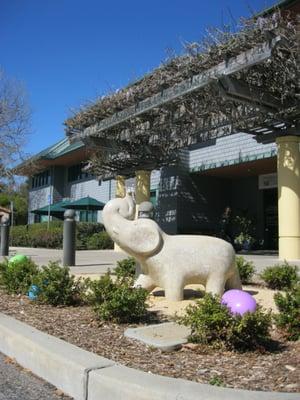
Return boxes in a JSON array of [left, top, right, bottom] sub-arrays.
[[225, 264, 242, 291]]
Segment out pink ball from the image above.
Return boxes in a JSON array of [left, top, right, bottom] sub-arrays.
[[221, 289, 257, 316]]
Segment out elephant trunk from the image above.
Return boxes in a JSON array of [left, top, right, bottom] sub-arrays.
[[102, 193, 136, 254], [103, 192, 163, 261]]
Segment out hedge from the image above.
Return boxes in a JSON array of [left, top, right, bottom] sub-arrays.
[[10, 222, 113, 250]]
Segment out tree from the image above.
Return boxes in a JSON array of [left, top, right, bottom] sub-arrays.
[[0, 181, 28, 225], [0, 68, 31, 180]]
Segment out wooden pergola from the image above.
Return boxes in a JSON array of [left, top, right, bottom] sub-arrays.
[[65, 9, 299, 180], [65, 4, 300, 259]]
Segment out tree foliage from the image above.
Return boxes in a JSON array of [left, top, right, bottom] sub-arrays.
[[0, 69, 31, 179], [0, 182, 28, 225]]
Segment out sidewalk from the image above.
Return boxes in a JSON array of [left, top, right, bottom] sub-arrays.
[[1, 247, 126, 276], [1, 247, 300, 277], [241, 252, 300, 273]]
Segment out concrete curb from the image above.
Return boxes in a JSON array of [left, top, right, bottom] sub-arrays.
[[0, 313, 114, 400], [0, 313, 298, 400]]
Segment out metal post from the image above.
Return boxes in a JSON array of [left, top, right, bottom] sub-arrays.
[[0, 216, 10, 257], [10, 201, 14, 246], [63, 209, 76, 266]]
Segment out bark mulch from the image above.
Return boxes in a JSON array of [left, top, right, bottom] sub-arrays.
[[0, 291, 299, 393]]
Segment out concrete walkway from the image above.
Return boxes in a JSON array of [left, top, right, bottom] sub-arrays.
[[1, 247, 127, 276], [1, 247, 300, 277], [241, 253, 300, 273]]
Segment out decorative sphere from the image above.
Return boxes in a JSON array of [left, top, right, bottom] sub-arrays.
[[64, 209, 76, 219], [9, 254, 28, 266], [221, 289, 257, 316], [28, 285, 40, 300]]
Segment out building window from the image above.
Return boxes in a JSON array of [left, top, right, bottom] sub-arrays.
[[31, 170, 50, 189], [34, 214, 41, 223], [67, 164, 93, 182], [79, 210, 98, 222], [150, 189, 158, 206]]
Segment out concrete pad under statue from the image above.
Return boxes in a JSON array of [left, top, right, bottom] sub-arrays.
[[124, 322, 191, 351]]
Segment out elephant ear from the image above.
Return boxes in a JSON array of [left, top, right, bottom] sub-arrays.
[[126, 220, 162, 256]]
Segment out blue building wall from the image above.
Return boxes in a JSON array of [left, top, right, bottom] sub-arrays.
[[28, 132, 278, 239]]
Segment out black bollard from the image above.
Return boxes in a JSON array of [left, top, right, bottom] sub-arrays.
[[63, 209, 76, 266], [138, 201, 154, 219], [0, 216, 10, 257]]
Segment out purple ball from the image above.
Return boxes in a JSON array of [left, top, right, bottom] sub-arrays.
[[221, 289, 257, 316]]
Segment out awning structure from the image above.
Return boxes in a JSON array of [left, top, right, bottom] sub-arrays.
[[64, 5, 299, 180], [31, 198, 105, 218], [31, 200, 71, 217], [65, 196, 105, 211]]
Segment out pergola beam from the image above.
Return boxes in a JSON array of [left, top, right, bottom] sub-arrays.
[[81, 36, 281, 139], [218, 76, 284, 111]]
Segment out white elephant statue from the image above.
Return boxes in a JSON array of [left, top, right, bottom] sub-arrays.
[[103, 192, 242, 301]]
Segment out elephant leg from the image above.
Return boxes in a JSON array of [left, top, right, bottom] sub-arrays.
[[134, 262, 142, 279], [164, 282, 184, 301], [134, 274, 156, 292], [205, 273, 226, 296], [225, 268, 242, 291]]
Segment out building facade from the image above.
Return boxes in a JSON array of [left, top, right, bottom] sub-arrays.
[[22, 130, 278, 250]]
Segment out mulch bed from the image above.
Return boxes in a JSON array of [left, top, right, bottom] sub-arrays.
[[0, 291, 299, 393]]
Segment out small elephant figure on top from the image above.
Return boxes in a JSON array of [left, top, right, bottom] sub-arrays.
[[102, 192, 242, 301]]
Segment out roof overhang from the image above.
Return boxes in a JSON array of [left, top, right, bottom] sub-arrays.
[[14, 139, 88, 176]]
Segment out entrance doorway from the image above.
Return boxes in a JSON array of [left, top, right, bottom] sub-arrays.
[[264, 189, 278, 250]]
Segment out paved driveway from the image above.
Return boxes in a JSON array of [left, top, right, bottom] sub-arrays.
[[0, 352, 72, 400]]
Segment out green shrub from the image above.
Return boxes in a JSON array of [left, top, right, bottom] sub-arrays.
[[30, 228, 63, 249], [94, 285, 148, 323], [0, 258, 39, 294], [11, 223, 63, 249], [179, 293, 272, 351], [77, 222, 104, 249], [209, 376, 225, 387], [9, 225, 30, 247], [86, 272, 116, 305], [236, 256, 255, 284], [274, 281, 300, 341], [260, 262, 299, 290], [34, 262, 87, 306], [88, 272, 148, 323], [11, 221, 106, 249], [114, 257, 136, 284], [86, 231, 113, 250]]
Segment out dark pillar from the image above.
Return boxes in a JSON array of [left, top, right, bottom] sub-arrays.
[[0, 216, 10, 257], [63, 209, 76, 267]]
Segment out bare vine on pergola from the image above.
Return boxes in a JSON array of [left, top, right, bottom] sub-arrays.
[[65, 11, 299, 179]]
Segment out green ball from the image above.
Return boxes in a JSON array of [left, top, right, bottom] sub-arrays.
[[9, 254, 28, 266]]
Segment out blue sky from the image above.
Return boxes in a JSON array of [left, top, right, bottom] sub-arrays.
[[1, 0, 278, 156]]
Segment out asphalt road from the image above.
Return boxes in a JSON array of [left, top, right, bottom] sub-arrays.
[[0, 352, 72, 400]]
